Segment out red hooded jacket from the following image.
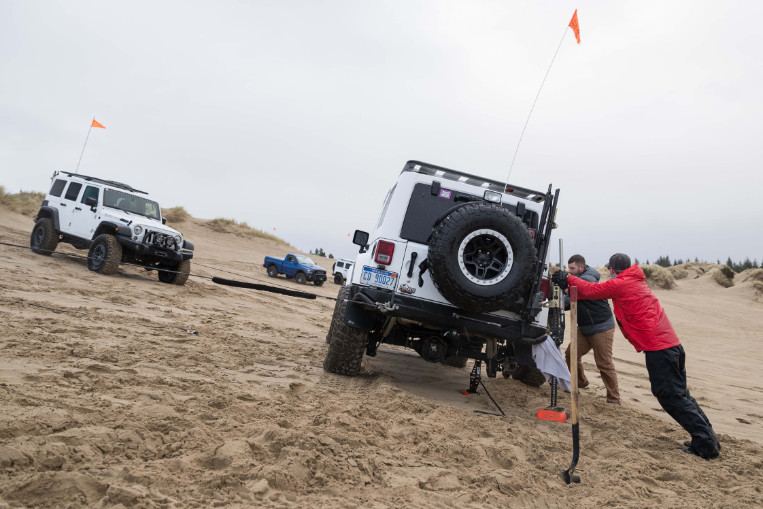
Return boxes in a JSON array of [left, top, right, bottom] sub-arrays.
[[566, 264, 680, 352]]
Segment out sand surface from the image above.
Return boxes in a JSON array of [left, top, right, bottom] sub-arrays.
[[1, 206, 762, 508]]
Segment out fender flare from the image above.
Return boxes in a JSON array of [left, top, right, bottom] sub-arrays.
[[35, 206, 60, 231], [94, 221, 129, 239]]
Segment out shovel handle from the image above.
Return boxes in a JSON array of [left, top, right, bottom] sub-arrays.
[[569, 286, 579, 424]]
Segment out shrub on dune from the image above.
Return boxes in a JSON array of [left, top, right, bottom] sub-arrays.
[[163, 206, 191, 224], [710, 267, 734, 288], [0, 186, 45, 217], [205, 217, 285, 243], [641, 264, 675, 290], [667, 265, 689, 280]]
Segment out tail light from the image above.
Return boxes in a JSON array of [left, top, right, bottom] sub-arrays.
[[540, 277, 550, 300], [528, 228, 536, 239], [375, 240, 395, 265]]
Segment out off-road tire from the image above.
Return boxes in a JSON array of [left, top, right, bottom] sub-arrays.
[[87, 234, 122, 275], [314, 279, 325, 287], [30, 218, 59, 255], [295, 272, 306, 285], [512, 365, 547, 387], [323, 292, 370, 376], [267, 264, 278, 278], [334, 273, 344, 284], [158, 259, 191, 285], [442, 356, 468, 368], [428, 202, 537, 313], [326, 285, 350, 344]]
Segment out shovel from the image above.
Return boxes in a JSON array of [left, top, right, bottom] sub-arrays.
[[560, 285, 581, 484]]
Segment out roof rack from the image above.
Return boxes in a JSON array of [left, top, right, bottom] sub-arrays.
[[59, 171, 148, 195], [403, 160, 547, 202]]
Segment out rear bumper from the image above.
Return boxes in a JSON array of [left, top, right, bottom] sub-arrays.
[[346, 285, 546, 341]]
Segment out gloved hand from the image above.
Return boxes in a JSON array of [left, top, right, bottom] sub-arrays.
[[551, 270, 569, 288]]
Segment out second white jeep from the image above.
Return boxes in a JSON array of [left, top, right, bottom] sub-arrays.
[[30, 171, 194, 285]]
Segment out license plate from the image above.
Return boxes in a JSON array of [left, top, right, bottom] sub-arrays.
[[361, 266, 398, 290]]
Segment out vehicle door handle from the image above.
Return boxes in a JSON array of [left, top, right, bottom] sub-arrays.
[[60, 203, 67, 206], [74, 207, 82, 211], [407, 252, 418, 277]]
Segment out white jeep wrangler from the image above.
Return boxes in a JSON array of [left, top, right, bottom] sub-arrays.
[[331, 258, 355, 284], [30, 171, 194, 285], [324, 161, 560, 386]]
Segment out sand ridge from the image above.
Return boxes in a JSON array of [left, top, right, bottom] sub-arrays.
[[1, 205, 762, 508]]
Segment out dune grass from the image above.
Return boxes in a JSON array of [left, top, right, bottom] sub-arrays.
[[204, 217, 287, 244], [162, 206, 191, 224], [667, 265, 688, 280], [0, 186, 45, 217], [641, 264, 676, 290]]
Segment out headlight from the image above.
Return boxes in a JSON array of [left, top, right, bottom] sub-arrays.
[[155, 234, 165, 245], [306, 269, 314, 274], [174, 235, 182, 246], [133, 225, 143, 236], [166, 237, 175, 248]]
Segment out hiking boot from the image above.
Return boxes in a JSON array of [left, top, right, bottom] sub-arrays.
[[684, 440, 722, 452], [679, 445, 719, 460], [580, 381, 590, 389]]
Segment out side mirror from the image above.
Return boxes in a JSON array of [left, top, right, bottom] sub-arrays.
[[162, 217, 167, 224], [85, 197, 97, 211], [352, 230, 369, 253]]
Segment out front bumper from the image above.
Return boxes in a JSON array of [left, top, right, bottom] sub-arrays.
[[115, 236, 191, 262], [307, 272, 327, 283], [346, 285, 546, 342]]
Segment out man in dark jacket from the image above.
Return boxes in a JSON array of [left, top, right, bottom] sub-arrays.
[[563, 254, 620, 405], [553, 253, 720, 459]]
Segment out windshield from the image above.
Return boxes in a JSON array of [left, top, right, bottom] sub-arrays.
[[295, 255, 316, 265], [103, 188, 161, 221]]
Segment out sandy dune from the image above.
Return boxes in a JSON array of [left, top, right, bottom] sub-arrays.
[[1, 206, 762, 508]]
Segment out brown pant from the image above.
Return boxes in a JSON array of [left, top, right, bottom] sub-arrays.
[[565, 328, 620, 404]]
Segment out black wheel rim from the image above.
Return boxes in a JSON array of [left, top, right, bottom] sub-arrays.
[[32, 227, 44, 248], [92, 244, 106, 267], [458, 229, 514, 285]]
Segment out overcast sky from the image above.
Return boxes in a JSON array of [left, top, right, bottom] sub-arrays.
[[2, 0, 761, 266]]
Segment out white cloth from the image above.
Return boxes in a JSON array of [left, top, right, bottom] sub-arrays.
[[531, 335, 571, 392]]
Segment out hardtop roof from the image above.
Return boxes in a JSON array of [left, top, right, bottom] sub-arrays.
[[402, 160, 548, 203]]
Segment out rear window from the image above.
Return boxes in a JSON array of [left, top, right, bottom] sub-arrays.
[[64, 182, 83, 201], [49, 179, 66, 197], [400, 182, 539, 244]]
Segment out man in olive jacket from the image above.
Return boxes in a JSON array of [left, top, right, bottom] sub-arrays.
[[564, 254, 620, 405], [553, 253, 720, 459]]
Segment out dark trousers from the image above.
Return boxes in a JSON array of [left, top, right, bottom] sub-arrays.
[[644, 345, 719, 457]]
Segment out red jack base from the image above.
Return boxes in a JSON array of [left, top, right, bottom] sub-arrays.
[[536, 407, 568, 422]]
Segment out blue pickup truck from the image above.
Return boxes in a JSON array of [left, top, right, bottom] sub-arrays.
[[264, 254, 328, 286]]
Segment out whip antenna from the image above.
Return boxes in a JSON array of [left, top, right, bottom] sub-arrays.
[[505, 10, 580, 186]]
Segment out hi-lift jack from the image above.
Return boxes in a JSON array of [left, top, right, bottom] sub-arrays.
[[463, 360, 506, 417]]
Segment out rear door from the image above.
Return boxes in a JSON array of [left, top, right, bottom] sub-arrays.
[[56, 181, 83, 233], [68, 185, 100, 239]]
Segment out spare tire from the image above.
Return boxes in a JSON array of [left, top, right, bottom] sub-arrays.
[[428, 202, 537, 313]]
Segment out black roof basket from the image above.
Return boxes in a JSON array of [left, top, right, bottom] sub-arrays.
[[59, 171, 148, 195], [403, 160, 546, 202]]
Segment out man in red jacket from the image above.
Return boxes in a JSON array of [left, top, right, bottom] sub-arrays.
[[552, 253, 720, 459]]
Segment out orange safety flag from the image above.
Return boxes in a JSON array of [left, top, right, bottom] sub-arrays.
[[91, 119, 106, 129], [569, 9, 580, 44]]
